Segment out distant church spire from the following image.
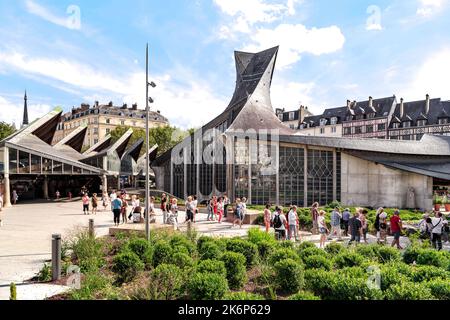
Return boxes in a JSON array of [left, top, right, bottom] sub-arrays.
[[22, 90, 29, 128]]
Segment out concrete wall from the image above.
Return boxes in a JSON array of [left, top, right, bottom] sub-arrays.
[[341, 153, 433, 210]]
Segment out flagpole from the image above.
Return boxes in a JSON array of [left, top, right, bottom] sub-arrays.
[[145, 43, 150, 241]]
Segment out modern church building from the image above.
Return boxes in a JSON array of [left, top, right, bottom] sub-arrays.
[[152, 46, 450, 210]]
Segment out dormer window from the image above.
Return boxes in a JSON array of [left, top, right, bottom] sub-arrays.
[[367, 113, 375, 119], [438, 118, 448, 125], [417, 119, 427, 126], [330, 117, 337, 125], [319, 118, 327, 126], [402, 121, 411, 128], [346, 115, 353, 121], [355, 114, 364, 120], [393, 123, 400, 129]]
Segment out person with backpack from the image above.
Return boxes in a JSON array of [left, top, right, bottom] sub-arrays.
[[328, 206, 342, 241], [287, 205, 299, 241], [430, 211, 444, 250], [272, 207, 287, 240]]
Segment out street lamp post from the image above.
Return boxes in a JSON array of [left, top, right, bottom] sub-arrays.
[[145, 44, 156, 242]]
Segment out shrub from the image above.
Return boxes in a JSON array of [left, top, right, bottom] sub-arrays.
[[70, 273, 114, 300], [403, 245, 422, 264], [417, 249, 449, 268], [125, 238, 153, 266], [170, 252, 195, 270], [324, 242, 345, 256], [112, 251, 144, 283], [303, 255, 332, 271], [37, 263, 52, 282], [288, 291, 320, 300], [278, 240, 294, 249], [70, 230, 104, 272], [380, 264, 410, 291], [170, 234, 196, 255], [148, 264, 184, 300], [410, 265, 449, 282], [247, 227, 275, 244], [196, 259, 227, 277], [297, 241, 316, 251], [256, 240, 276, 260], [222, 291, 265, 300], [226, 239, 259, 268], [385, 282, 434, 300], [10, 283, 16, 300], [297, 214, 312, 230], [221, 252, 247, 290], [152, 240, 173, 267], [427, 279, 450, 300], [297, 246, 327, 261], [198, 241, 222, 261], [304, 269, 384, 300], [187, 273, 228, 300], [268, 248, 299, 265], [274, 259, 304, 293], [334, 251, 364, 268], [376, 246, 401, 263]]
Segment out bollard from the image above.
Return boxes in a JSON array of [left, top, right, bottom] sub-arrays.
[[89, 219, 95, 238], [52, 233, 61, 281]]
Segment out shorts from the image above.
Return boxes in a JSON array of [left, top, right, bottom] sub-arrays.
[[319, 227, 327, 234], [275, 229, 286, 239], [393, 231, 401, 240]]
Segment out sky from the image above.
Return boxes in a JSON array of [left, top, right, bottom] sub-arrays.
[[0, 0, 449, 129]]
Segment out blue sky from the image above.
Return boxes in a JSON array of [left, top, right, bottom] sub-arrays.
[[0, 0, 449, 129]]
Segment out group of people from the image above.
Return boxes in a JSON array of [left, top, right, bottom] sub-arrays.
[[418, 211, 449, 250], [264, 205, 301, 241]]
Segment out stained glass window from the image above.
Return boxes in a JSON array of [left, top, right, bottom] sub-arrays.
[[279, 147, 304, 207]]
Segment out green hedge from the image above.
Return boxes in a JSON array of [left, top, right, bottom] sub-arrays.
[[221, 251, 247, 290], [187, 272, 228, 300], [222, 291, 265, 300], [274, 259, 304, 293], [225, 238, 259, 268], [385, 282, 434, 300], [268, 248, 300, 265], [112, 251, 144, 284], [303, 255, 332, 271], [148, 264, 184, 300], [196, 259, 227, 277]]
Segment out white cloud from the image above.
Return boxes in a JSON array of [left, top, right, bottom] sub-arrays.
[[416, 0, 447, 17], [401, 48, 450, 100], [243, 24, 345, 69], [25, 0, 81, 30], [271, 80, 317, 112], [0, 50, 226, 129], [0, 95, 52, 127]]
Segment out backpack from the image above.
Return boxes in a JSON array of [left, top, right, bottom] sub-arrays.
[[273, 214, 282, 229]]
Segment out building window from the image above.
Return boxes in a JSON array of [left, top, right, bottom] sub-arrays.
[[417, 120, 427, 126], [403, 121, 411, 128], [331, 126, 336, 133], [120, 120, 125, 125], [346, 115, 353, 121], [393, 123, 400, 129], [367, 113, 375, 119], [106, 128, 110, 134], [289, 124, 295, 129], [366, 125, 374, 133], [320, 128, 325, 134], [438, 118, 448, 125], [289, 112, 295, 121], [377, 123, 386, 131], [319, 118, 327, 126], [354, 126, 363, 134], [94, 139, 98, 144], [330, 117, 337, 125], [93, 128, 98, 134], [343, 127, 351, 135], [279, 147, 305, 207], [106, 118, 110, 124], [355, 115, 364, 120]]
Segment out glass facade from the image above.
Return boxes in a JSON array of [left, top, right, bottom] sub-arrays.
[[279, 147, 304, 207], [250, 142, 277, 205], [19, 151, 30, 174], [307, 149, 334, 206], [9, 148, 17, 173], [173, 163, 184, 198], [234, 138, 249, 200]]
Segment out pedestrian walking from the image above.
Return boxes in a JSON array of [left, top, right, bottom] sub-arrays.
[[192, 195, 198, 222], [311, 202, 319, 234], [374, 207, 384, 243], [430, 211, 444, 250], [288, 205, 299, 241], [82, 193, 90, 215], [348, 210, 362, 245], [111, 194, 122, 227], [342, 208, 351, 236], [328, 206, 342, 241], [120, 194, 128, 224], [168, 198, 179, 230], [232, 198, 243, 228], [212, 196, 218, 221], [185, 196, 195, 223], [264, 203, 271, 233], [91, 193, 98, 215], [102, 191, 109, 211], [206, 197, 214, 221], [390, 210, 403, 249], [12, 190, 18, 205], [223, 194, 230, 218], [161, 193, 168, 224], [241, 197, 248, 224], [217, 197, 224, 223], [272, 206, 287, 240], [379, 210, 388, 244], [360, 209, 369, 243], [318, 210, 328, 248]]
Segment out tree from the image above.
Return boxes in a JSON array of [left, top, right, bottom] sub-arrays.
[[0, 122, 16, 141]]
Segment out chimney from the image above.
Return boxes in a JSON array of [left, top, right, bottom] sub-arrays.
[[157, 110, 160, 114], [132, 103, 137, 110], [94, 101, 99, 107], [352, 100, 357, 108], [425, 94, 430, 114], [368, 96, 373, 109], [347, 99, 351, 109], [400, 98, 404, 118], [299, 105, 306, 123], [108, 101, 113, 107], [121, 103, 128, 109]]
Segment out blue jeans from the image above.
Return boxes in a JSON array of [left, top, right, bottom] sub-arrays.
[[206, 209, 213, 220], [348, 234, 360, 244]]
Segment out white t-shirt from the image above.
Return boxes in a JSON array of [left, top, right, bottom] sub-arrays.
[[272, 213, 287, 230], [288, 210, 297, 226], [318, 215, 326, 229], [431, 217, 444, 234], [110, 193, 117, 201]]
